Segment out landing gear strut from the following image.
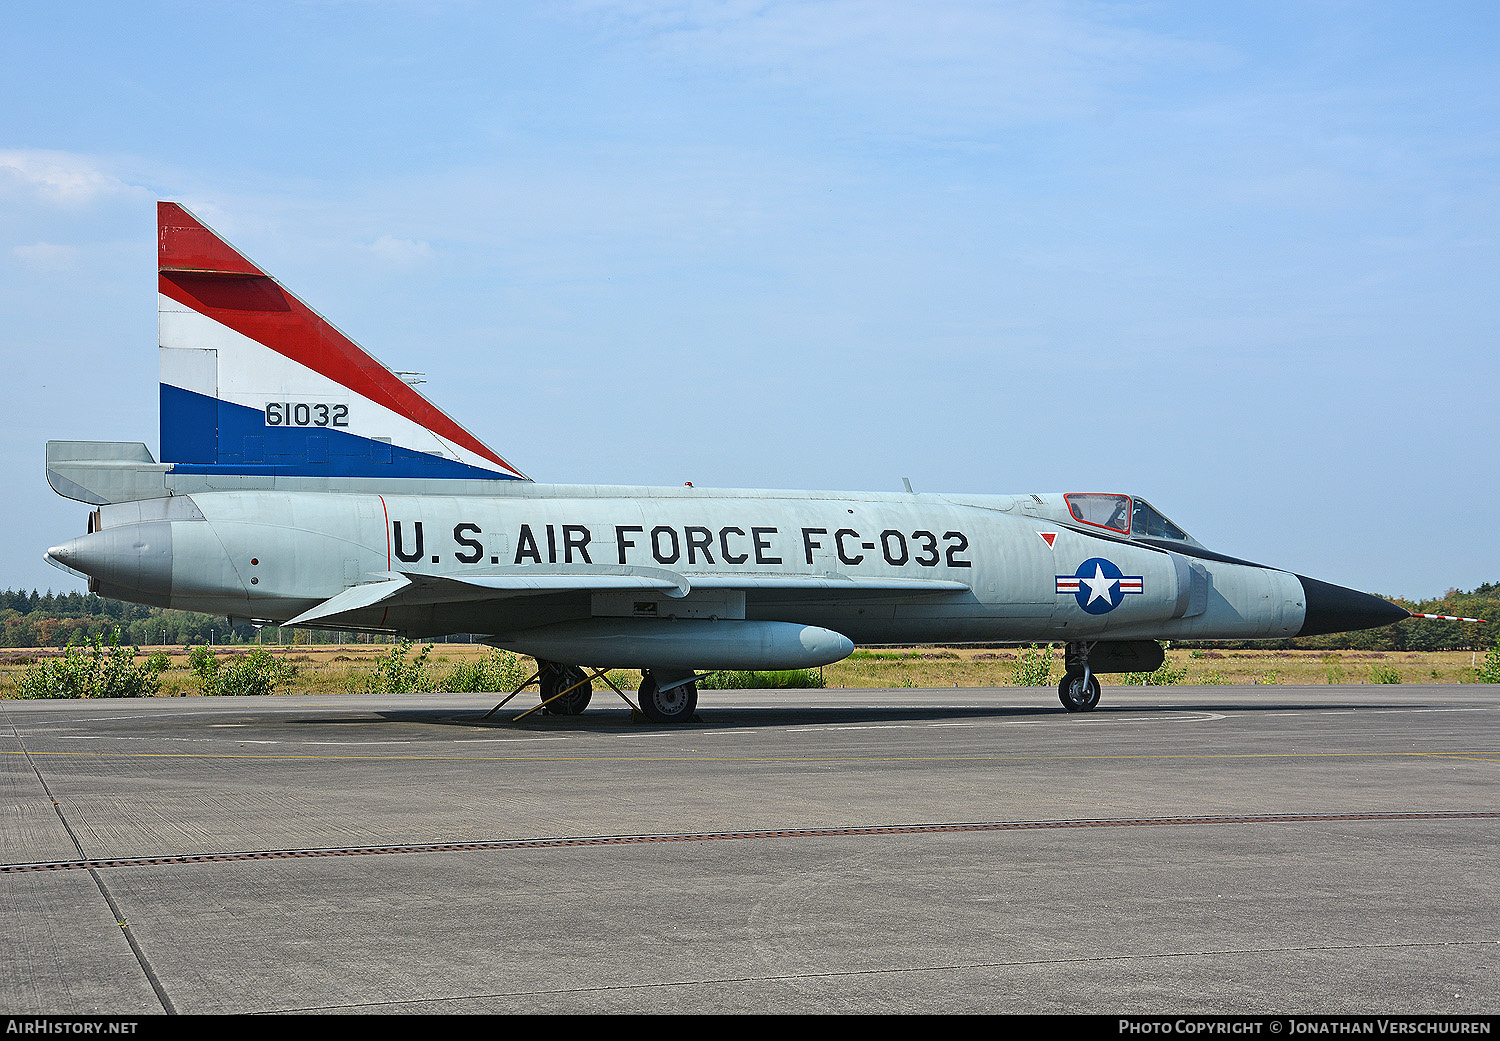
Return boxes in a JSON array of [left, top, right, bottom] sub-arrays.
[[1058, 641, 1101, 712], [637, 670, 698, 724]]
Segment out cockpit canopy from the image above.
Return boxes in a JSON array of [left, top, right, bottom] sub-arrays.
[[1063, 493, 1195, 544]]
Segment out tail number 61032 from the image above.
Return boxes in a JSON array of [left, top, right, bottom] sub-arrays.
[[265, 402, 349, 428]]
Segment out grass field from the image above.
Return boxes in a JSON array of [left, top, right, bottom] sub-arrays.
[[1, 642, 1493, 698]]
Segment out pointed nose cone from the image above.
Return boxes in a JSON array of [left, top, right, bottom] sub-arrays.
[[43, 524, 174, 598], [45, 536, 99, 578], [1296, 575, 1409, 637]]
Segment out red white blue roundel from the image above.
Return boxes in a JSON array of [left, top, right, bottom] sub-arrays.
[[1056, 558, 1144, 614]]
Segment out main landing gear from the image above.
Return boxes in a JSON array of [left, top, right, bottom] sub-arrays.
[[488, 660, 699, 724], [636, 670, 699, 724], [538, 662, 593, 715]]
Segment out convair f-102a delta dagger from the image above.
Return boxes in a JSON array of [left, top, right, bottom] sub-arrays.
[[44, 203, 1410, 721]]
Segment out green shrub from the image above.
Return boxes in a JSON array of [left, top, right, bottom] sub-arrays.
[[1123, 656, 1189, 686], [190, 647, 295, 696], [1010, 645, 1053, 687], [702, 669, 826, 689], [187, 644, 216, 681], [363, 640, 435, 694], [216, 650, 294, 696], [1477, 643, 1500, 684], [16, 628, 166, 699], [443, 649, 530, 693], [1367, 664, 1402, 685]]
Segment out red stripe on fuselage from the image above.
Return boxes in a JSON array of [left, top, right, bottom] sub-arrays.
[[378, 494, 391, 627]]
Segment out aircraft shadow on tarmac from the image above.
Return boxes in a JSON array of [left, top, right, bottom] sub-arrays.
[[350, 694, 1401, 732]]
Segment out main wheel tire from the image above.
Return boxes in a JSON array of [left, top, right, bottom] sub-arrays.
[[539, 662, 593, 715], [637, 672, 698, 724], [1058, 669, 1101, 712]]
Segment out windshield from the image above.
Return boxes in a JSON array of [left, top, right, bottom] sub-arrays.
[[1131, 499, 1190, 541]]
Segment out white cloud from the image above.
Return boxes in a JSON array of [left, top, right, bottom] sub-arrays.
[[0, 149, 146, 205]]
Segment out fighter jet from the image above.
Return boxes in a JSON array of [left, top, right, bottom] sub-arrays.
[[43, 203, 1410, 721]]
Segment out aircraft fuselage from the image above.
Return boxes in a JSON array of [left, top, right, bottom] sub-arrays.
[[53, 483, 1330, 656]]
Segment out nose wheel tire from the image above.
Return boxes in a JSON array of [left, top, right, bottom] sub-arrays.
[[539, 662, 593, 715], [637, 672, 698, 724], [1058, 669, 1101, 712]]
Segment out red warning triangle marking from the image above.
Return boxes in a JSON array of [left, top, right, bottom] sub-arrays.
[[1039, 532, 1057, 548]]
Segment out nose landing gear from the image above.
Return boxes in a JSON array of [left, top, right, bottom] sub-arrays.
[[1058, 668, 1101, 712], [1058, 641, 1101, 712]]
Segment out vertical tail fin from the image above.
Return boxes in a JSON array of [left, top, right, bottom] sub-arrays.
[[156, 202, 527, 480]]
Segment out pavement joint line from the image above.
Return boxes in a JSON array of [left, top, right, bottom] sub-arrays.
[[0, 701, 177, 1013], [2, 811, 1495, 874]]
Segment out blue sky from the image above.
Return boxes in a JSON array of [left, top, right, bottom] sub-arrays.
[[2, 1, 1496, 599]]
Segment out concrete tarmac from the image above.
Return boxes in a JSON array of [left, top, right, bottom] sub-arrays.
[[1, 684, 1496, 1015]]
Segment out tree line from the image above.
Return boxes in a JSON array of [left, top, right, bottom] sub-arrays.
[[0, 583, 1494, 651], [0, 589, 392, 648]]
